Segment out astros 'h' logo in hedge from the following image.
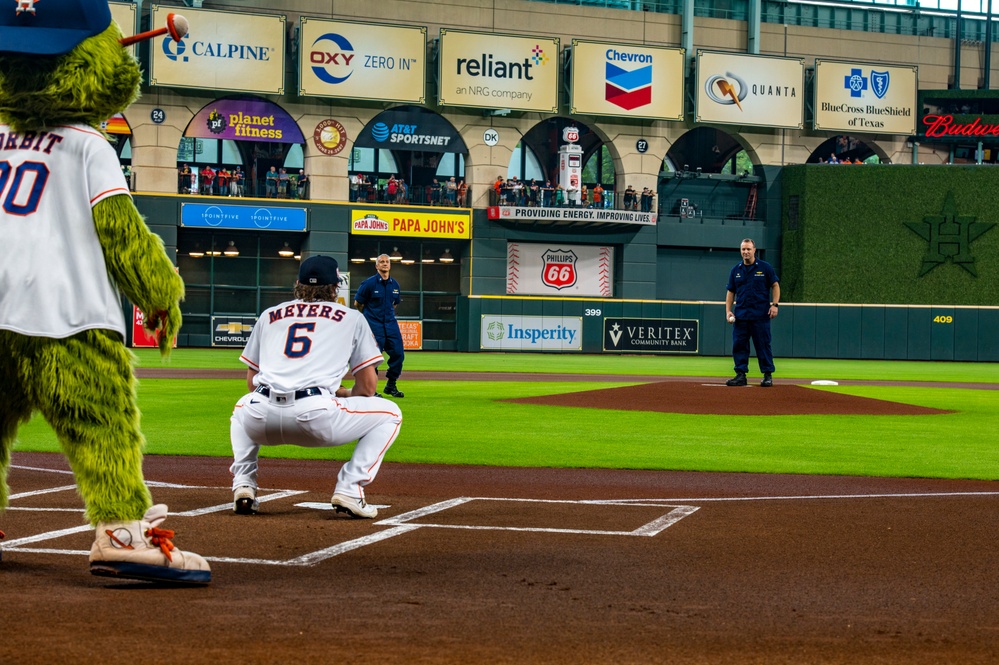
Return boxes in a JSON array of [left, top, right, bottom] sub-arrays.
[[905, 192, 995, 276]]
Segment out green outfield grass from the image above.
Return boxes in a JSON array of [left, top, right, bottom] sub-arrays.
[[12, 351, 999, 481], [138, 349, 999, 384]]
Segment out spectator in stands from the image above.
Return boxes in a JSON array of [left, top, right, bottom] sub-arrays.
[[592, 183, 604, 209], [217, 167, 230, 197], [231, 166, 244, 197], [297, 170, 309, 199], [266, 166, 278, 197], [386, 175, 398, 203], [277, 168, 290, 198], [200, 165, 215, 195], [542, 180, 554, 207], [623, 184, 636, 210]]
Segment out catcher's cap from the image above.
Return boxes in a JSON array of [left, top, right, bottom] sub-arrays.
[[0, 0, 112, 56], [299, 256, 339, 287]]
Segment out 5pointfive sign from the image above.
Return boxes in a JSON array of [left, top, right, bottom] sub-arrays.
[[905, 192, 996, 277]]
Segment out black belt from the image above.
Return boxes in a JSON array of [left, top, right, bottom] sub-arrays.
[[255, 386, 324, 400]]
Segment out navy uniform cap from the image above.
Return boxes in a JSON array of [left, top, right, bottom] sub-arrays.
[[0, 0, 112, 56], [298, 256, 339, 286]]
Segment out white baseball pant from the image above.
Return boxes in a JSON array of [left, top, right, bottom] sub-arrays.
[[230, 389, 402, 500]]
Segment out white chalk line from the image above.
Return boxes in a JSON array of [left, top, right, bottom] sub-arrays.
[[6, 464, 997, 567]]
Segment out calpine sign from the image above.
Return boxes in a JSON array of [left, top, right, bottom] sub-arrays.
[[603, 318, 699, 354]]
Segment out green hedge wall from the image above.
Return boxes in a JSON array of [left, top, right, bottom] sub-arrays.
[[781, 165, 999, 306]]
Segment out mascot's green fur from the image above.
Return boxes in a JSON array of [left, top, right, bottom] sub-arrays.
[[0, 25, 182, 524]]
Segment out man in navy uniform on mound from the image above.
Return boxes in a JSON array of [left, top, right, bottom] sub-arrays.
[[725, 238, 780, 387]]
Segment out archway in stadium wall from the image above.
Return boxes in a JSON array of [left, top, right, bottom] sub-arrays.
[[807, 135, 888, 164], [178, 95, 306, 197], [350, 106, 469, 205], [515, 117, 616, 200]]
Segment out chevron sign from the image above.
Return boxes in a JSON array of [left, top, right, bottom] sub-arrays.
[[605, 59, 652, 110]]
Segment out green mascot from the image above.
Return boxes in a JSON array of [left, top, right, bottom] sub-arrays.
[[0, 0, 210, 584]]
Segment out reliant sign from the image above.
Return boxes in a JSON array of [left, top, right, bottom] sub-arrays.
[[487, 206, 656, 226], [695, 51, 804, 129], [298, 18, 426, 104], [480, 315, 582, 351], [603, 318, 699, 354], [438, 29, 559, 113], [570, 40, 684, 121], [813, 60, 916, 135], [149, 5, 285, 95]]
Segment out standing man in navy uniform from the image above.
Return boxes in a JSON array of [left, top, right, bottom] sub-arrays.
[[354, 254, 406, 397], [724, 238, 780, 387]]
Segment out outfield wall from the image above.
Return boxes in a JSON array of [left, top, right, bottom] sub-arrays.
[[458, 298, 999, 362]]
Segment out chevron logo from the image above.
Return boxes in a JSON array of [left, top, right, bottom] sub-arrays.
[[605, 61, 652, 110]]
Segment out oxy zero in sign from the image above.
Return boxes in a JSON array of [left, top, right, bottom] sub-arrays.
[[541, 248, 578, 290]]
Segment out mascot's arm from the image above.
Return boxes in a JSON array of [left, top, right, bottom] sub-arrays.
[[93, 194, 184, 358]]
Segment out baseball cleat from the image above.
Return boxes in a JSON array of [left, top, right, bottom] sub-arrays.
[[89, 504, 211, 585], [233, 486, 259, 515], [383, 383, 405, 398], [726, 372, 748, 387], [331, 494, 378, 519], [761, 373, 774, 387]]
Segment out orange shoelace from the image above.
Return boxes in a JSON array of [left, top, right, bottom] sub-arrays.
[[145, 527, 176, 562]]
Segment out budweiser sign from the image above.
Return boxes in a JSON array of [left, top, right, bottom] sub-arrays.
[[921, 114, 999, 139]]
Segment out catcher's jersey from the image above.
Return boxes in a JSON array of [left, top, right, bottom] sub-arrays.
[[239, 299, 384, 393], [0, 123, 131, 338]]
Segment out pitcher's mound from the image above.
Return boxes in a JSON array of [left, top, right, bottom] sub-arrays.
[[506, 381, 951, 416]]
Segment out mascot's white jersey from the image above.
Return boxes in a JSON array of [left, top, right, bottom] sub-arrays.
[[0, 123, 131, 338], [239, 299, 384, 394]]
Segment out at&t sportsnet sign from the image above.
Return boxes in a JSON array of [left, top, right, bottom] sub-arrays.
[[603, 318, 699, 354]]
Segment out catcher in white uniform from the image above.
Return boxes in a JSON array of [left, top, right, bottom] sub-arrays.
[[230, 255, 402, 519]]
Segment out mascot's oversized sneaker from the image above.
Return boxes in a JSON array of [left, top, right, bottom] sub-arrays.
[[89, 504, 211, 585]]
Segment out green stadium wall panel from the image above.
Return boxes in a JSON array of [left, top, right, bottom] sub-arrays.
[[860, 306, 886, 360], [814, 306, 840, 358], [837, 306, 863, 358], [789, 304, 817, 358], [906, 308, 932, 360], [884, 307, 910, 359], [930, 307, 956, 361], [979, 309, 999, 360], [952, 308, 978, 362]]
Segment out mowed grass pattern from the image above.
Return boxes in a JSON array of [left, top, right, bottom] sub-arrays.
[[12, 350, 999, 480]]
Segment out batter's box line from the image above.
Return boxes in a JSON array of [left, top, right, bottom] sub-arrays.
[[206, 497, 699, 567], [377, 497, 699, 537]]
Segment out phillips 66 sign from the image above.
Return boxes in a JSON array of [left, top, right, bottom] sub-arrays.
[[507, 242, 612, 297]]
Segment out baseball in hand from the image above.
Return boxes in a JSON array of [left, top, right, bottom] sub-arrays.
[[727, 314, 736, 323]]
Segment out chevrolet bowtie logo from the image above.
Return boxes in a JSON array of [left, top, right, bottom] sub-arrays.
[[216, 322, 254, 334]]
